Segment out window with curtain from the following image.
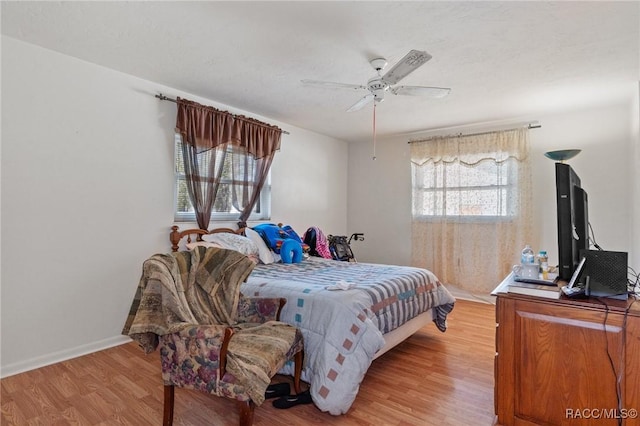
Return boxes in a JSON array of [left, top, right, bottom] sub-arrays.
[[174, 135, 270, 222], [413, 151, 518, 219], [174, 97, 281, 230], [410, 128, 533, 294]]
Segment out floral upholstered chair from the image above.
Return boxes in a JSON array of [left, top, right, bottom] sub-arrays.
[[123, 247, 304, 426], [160, 296, 304, 425]]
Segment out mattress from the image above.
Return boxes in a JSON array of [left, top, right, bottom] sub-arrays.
[[241, 257, 455, 414]]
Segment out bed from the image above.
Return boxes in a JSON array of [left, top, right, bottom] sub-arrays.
[[169, 225, 456, 415]]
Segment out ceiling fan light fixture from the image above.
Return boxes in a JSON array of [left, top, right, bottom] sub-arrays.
[[367, 78, 388, 92], [302, 48, 450, 112]]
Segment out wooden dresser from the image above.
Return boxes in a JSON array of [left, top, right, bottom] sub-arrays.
[[493, 274, 640, 425]]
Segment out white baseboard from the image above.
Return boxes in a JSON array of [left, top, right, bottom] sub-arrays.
[[0, 335, 132, 379]]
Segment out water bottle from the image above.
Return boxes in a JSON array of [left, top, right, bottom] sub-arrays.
[[521, 245, 535, 265]]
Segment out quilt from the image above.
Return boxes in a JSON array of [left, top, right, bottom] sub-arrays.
[[241, 257, 455, 414]]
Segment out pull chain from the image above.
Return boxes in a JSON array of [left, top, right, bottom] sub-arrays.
[[372, 101, 377, 160]]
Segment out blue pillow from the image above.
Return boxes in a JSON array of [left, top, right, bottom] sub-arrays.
[[253, 223, 308, 254], [253, 223, 286, 253], [280, 239, 303, 264]]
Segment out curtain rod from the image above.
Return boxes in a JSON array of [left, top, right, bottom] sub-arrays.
[[155, 93, 290, 135], [408, 123, 541, 144]]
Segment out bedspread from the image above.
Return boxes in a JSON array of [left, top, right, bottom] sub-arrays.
[[241, 257, 455, 414]]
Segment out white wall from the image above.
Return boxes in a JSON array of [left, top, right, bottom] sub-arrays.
[[348, 99, 637, 283], [531, 102, 634, 265], [347, 139, 413, 267], [633, 83, 640, 273], [0, 36, 347, 376]]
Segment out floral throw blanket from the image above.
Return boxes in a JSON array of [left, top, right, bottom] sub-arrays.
[[122, 246, 300, 405]]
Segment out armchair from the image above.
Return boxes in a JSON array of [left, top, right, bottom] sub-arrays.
[[122, 247, 304, 426], [160, 296, 303, 426]]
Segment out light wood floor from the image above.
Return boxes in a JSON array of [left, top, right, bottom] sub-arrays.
[[1, 299, 496, 426]]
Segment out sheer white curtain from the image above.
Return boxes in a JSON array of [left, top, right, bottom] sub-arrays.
[[410, 128, 533, 294]]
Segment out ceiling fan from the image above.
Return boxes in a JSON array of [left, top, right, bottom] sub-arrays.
[[302, 49, 450, 112]]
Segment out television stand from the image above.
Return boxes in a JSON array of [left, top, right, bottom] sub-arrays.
[[492, 274, 640, 425]]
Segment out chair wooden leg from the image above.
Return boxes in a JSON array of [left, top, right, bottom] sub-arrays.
[[293, 350, 304, 394], [237, 400, 255, 426], [163, 385, 174, 426]]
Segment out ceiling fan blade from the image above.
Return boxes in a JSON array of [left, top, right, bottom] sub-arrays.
[[347, 94, 374, 112], [391, 85, 451, 98], [381, 50, 432, 85], [301, 79, 366, 91]]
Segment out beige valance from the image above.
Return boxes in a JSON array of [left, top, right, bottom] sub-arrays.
[[410, 128, 529, 166]]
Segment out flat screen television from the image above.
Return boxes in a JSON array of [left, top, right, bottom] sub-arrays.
[[555, 163, 589, 281]]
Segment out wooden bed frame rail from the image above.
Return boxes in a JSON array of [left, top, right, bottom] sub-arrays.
[[170, 225, 245, 252]]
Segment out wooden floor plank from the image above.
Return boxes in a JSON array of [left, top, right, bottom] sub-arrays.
[[1, 299, 496, 425]]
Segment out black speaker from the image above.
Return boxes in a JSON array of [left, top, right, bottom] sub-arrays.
[[580, 250, 628, 299]]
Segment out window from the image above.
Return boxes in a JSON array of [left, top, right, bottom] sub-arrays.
[[412, 158, 518, 219], [410, 128, 532, 295], [174, 135, 270, 222]]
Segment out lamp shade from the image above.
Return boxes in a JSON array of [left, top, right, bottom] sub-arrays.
[[544, 149, 581, 162]]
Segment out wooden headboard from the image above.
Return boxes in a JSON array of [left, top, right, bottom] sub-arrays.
[[170, 225, 245, 252]]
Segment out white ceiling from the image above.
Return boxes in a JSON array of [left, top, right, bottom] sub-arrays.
[[2, 1, 638, 142]]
